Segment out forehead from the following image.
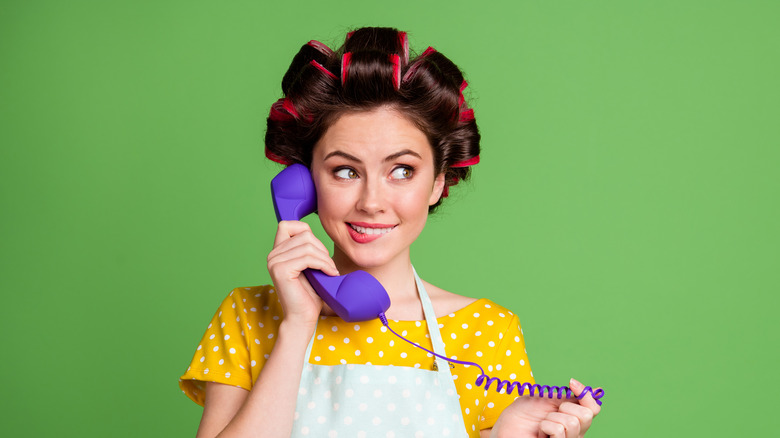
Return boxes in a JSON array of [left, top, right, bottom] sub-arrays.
[[313, 107, 432, 160]]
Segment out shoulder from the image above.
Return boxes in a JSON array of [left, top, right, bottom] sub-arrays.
[[422, 280, 478, 318], [422, 280, 518, 322], [431, 285, 521, 337], [180, 284, 283, 404], [218, 285, 282, 316], [225, 284, 279, 303], [469, 299, 522, 336], [206, 285, 286, 345]]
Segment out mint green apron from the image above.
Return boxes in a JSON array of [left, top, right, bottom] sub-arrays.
[[291, 269, 468, 437]]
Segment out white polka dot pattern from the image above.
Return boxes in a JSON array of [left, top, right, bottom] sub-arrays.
[[179, 286, 533, 437]]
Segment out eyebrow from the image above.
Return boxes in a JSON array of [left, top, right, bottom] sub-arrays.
[[323, 149, 422, 163]]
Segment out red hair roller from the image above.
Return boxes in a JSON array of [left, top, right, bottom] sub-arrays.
[[269, 98, 295, 122], [281, 97, 301, 119], [399, 31, 409, 64], [265, 148, 292, 165], [389, 54, 401, 90], [341, 52, 352, 86], [309, 60, 337, 80], [459, 108, 475, 123], [459, 80, 468, 107], [451, 155, 480, 167], [307, 40, 333, 56], [402, 46, 437, 83], [420, 46, 437, 58], [443, 178, 460, 198]]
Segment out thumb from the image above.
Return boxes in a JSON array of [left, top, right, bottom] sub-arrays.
[[570, 378, 603, 414]]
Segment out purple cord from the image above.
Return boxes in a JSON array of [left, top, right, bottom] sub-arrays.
[[378, 313, 604, 406]]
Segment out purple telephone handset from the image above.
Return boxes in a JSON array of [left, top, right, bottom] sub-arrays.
[[270, 163, 391, 322]]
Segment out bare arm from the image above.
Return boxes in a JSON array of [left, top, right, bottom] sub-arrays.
[[196, 384, 247, 438], [195, 220, 336, 437], [196, 320, 315, 438]]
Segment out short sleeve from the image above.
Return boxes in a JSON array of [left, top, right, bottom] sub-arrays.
[[179, 288, 257, 405], [478, 313, 534, 429]]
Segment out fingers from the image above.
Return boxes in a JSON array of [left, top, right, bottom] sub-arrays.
[[569, 378, 602, 417], [537, 378, 599, 438], [268, 221, 338, 277], [558, 402, 593, 436], [266, 221, 335, 326], [273, 220, 309, 245], [269, 248, 340, 278], [273, 221, 330, 255], [540, 412, 580, 438]]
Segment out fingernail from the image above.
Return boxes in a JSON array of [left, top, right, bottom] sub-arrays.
[[570, 378, 582, 389]]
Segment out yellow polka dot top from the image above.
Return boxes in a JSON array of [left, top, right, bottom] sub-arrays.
[[180, 286, 534, 436]]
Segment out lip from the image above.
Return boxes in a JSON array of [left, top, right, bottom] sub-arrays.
[[349, 222, 397, 228], [346, 222, 397, 243]]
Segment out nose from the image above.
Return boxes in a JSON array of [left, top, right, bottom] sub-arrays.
[[356, 176, 385, 215]]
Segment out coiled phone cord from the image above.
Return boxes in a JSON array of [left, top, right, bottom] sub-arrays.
[[378, 313, 604, 406]]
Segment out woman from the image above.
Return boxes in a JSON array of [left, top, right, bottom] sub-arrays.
[[180, 27, 601, 437]]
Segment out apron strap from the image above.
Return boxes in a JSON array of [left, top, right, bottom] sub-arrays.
[[412, 267, 452, 376]]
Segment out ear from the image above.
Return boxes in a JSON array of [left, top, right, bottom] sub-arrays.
[[428, 173, 446, 206]]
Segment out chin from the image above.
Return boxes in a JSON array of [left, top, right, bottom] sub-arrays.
[[337, 246, 398, 270], [346, 253, 391, 270]]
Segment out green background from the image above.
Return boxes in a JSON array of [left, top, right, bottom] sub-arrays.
[[1, 0, 777, 436]]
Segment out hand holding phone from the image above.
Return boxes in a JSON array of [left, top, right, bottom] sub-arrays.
[[270, 164, 391, 322]]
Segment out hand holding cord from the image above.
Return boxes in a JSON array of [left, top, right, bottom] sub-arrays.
[[270, 164, 604, 406]]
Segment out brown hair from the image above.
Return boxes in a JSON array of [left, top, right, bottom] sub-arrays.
[[265, 27, 480, 212]]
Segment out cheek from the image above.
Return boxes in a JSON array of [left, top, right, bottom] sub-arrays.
[[396, 186, 433, 217], [316, 186, 355, 221], [316, 192, 340, 221]]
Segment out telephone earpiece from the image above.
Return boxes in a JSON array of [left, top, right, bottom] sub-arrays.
[[270, 164, 391, 322]]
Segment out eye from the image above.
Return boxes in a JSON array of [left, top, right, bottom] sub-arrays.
[[390, 166, 413, 180], [334, 168, 359, 179]]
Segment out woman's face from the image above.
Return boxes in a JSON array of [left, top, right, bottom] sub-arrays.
[[310, 106, 445, 270]]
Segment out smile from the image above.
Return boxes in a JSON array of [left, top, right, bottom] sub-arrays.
[[346, 222, 397, 243], [348, 224, 396, 235]]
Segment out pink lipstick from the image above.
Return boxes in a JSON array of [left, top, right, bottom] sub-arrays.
[[346, 222, 397, 243]]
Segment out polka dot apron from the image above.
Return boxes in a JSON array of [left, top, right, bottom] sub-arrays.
[[291, 269, 468, 437]]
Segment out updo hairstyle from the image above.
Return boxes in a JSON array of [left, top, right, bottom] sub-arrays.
[[265, 27, 480, 212]]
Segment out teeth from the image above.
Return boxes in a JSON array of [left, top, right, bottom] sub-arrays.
[[350, 224, 395, 235]]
